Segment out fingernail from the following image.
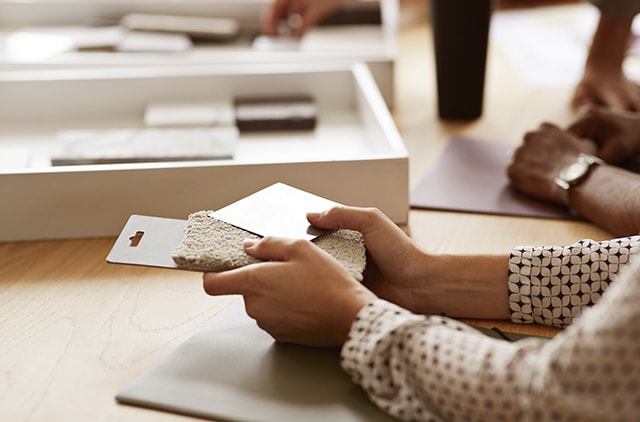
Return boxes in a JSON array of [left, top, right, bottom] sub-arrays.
[[243, 238, 258, 248], [306, 211, 321, 220]]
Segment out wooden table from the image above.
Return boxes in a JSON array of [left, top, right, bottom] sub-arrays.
[[0, 1, 613, 420]]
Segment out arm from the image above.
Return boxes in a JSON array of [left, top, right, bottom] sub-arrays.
[[342, 255, 640, 421], [201, 206, 513, 345], [201, 206, 514, 346], [508, 235, 640, 327], [507, 122, 640, 236], [201, 206, 640, 418], [570, 164, 640, 235], [262, 0, 346, 37], [412, 253, 510, 320], [420, 235, 640, 328], [203, 206, 639, 342], [573, 2, 640, 111]]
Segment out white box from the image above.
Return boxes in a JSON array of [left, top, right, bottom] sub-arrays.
[[0, 62, 408, 241], [0, 0, 398, 104]]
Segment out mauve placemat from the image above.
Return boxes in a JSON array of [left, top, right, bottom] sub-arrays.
[[410, 136, 573, 220]]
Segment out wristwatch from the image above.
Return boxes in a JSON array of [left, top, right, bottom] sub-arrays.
[[554, 153, 604, 207]]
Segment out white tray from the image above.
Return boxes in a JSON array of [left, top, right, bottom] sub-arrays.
[[0, 62, 408, 241], [0, 0, 398, 104]]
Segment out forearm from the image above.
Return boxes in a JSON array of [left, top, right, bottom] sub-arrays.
[[586, 14, 633, 72], [571, 165, 640, 236], [589, 0, 640, 20], [416, 234, 640, 327], [414, 252, 510, 320]]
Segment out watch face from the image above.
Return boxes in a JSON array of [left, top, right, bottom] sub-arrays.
[[561, 160, 590, 183]]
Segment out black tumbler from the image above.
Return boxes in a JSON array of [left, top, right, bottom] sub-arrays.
[[431, 0, 493, 120]]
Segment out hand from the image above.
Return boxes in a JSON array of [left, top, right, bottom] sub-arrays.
[[310, 207, 512, 320], [507, 123, 598, 204], [203, 234, 376, 347], [572, 14, 640, 112], [567, 106, 640, 164], [307, 206, 427, 313], [572, 68, 640, 112], [262, 0, 345, 37]]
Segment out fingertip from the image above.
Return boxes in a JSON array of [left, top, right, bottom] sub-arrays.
[[306, 211, 322, 221], [571, 91, 595, 113], [243, 238, 259, 249], [307, 206, 344, 229], [307, 211, 325, 225], [202, 272, 217, 295], [203, 269, 246, 297]]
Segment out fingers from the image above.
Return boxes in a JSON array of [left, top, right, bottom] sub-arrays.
[[571, 77, 640, 113], [243, 236, 308, 262], [263, 0, 319, 38], [203, 268, 247, 296], [520, 122, 561, 149], [262, 0, 289, 35], [505, 144, 529, 185], [262, 0, 307, 36], [203, 236, 304, 297], [307, 205, 387, 232], [567, 107, 598, 138], [571, 84, 597, 112]]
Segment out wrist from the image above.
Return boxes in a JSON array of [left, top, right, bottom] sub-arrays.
[[333, 285, 377, 345], [554, 153, 605, 212], [417, 253, 510, 319]]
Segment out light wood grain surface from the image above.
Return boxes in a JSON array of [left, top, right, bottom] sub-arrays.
[[0, 1, 613, 420]]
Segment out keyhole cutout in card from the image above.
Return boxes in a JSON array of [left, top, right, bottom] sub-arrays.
[[106, 215, 186, 269], [129, 231, 144, 247]]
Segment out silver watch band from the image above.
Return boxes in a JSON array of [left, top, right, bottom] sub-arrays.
[[554, 153, 604, 208]]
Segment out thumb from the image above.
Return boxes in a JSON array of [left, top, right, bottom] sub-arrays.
[[203, 237, 305, 296], [202, 270, 245, 296], [242, 236, 302, 262], [306, 205, 373, 232]]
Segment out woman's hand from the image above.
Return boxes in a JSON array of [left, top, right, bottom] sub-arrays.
[[307, 206, 428, 313], [202, 205, 432, 347], [203, 235, 376, 347]]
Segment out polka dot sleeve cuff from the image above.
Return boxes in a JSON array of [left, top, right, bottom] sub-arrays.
[[508, 235, 640, 327], [340, 299, 486, 421]]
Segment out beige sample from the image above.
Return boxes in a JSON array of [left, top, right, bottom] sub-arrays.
[[171, 210, 366, 281]]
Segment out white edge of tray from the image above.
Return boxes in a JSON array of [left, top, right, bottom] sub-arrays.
[[0, 62, 408, 241]]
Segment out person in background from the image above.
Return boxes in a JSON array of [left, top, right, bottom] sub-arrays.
[[573, 0, 640, 111], [262, 0, 345, 37], [202, 205, 640, 421], [508, 105, 640, 236], [263, 0, 640, 112]]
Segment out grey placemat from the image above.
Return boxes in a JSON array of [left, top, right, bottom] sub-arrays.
[[116, 299, 395, 422]]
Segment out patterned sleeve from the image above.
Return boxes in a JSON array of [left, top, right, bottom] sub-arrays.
[[508, 235, 640, 327], [341, 257, 640, 421], [589, 0, 640, 19]]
